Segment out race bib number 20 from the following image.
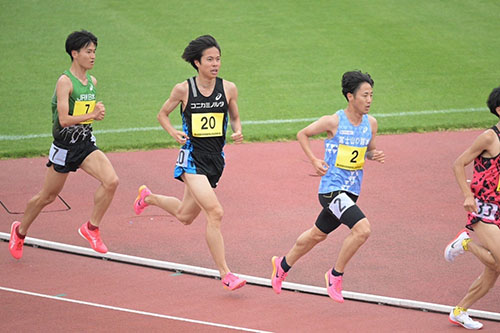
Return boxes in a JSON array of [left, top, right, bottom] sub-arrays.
[[192, 113, 224, 137]]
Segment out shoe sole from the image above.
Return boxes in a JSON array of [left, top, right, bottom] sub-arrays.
[[444, 229, 468, 262], [448, 316, 482, 330], [224, 280, 246, 291]]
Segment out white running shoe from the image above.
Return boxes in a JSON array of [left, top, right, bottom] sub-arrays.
[[444, 229, 470, 262], [449, 308, 483, 330]]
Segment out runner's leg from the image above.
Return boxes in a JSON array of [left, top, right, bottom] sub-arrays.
[[80, 150, 119, 227]]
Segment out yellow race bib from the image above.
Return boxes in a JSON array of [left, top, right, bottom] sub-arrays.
[[192, 113, 224, 137], [73, 100, 96, 124], [335, 144, 367, 170]]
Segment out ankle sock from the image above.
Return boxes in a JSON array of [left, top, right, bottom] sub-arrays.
[[462, 238, 471, 251], [281, 257, 291, 272], [453, 306, 467, 316], [332, 268, 344, 277], [15, 225, 26, 239], [87, 221, 98, 231]]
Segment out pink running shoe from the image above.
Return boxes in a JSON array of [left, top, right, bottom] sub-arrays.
[[325, 270, 344, 303], [221, 272, 246, 291], [271, 256, 288, 294], [134, 185, 152, 215], [9, 221, 24, 259], [78, 222, 108, 254]]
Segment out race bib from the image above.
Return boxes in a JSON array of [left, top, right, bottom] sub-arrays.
[[472, 198, 498, 221], [192, 113, 224, 137], [176, 149, 190, 168], [329, 192, 355, 219], [49, 144, 68, 166], [335, 144, 367, 170], [73, 100, 96, 124]]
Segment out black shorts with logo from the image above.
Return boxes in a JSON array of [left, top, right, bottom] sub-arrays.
[[46, 140, 99, 173]]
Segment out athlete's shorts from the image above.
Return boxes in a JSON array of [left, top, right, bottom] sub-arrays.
[[46, 140, 99, 174], [315, 191, 366, 234], [174, 149, 225, 188], [466, 209, 500, 231]]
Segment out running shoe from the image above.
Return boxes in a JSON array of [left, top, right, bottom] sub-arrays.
[[444, 229, 470, 262], [325, 269, 344, 303], [271, 256, 288, 294], [78, 222, 108, 254], [134, 185, 151, 215], [449, 308, 483, 330], [221, 272, 246, 291], [9, 221, 24, 259]]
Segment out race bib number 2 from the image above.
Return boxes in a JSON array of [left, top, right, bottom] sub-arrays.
[[328, 192, 355, 219], [335, 144, 367, 170], [192, 113, 224, 137], [73, 100, 96, 124]]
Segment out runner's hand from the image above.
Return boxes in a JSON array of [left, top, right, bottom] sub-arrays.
[[463, 195, 478, 213], [173, 130, 188, 145], [231, 131, 243, 144], [93, 101, 106, 121], [313, 159, 329, 176], [368, 149, 385, 163]]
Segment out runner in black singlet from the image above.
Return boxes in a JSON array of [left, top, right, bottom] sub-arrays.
[[133, 35, 246, 291]]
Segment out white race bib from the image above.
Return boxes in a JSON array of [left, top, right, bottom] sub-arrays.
[[472, 198, 498, 220], [328, 192, 355, 219], [176, 149, 190, 167], [49, 144, 68, 166]]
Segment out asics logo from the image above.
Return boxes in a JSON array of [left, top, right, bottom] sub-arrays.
[[215, 93, 222, 101]]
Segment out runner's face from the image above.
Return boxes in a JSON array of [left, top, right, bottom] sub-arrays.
[[196, 47, 220, 78], [72, 43, 96, 70], [350, 82, 373, 114]]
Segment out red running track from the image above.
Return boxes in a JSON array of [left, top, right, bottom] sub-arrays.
[[1, 130, 499, 331]]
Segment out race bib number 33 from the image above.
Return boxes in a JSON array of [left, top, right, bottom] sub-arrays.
[[192, 113, 224, 137], [73, 100, 96, 124], [335, 144, 367, 170]]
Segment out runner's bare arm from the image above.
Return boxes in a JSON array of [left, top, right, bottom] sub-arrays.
[[453, 130, 496, 213], [366, 116, 385, 163], [56, 75, 104, 127], [297, 115, 338, 176], [225, 80, 243, 143], [158, 82, 189, 145]]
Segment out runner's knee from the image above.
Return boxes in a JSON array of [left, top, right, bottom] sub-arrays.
[[206, 205, 224, 225], [352, 220, 371, 242], [36, 192, 58, 207], [103, 174, 119, 191]]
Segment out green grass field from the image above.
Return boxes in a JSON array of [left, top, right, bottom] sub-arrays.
[[1, 0, 499, 158]]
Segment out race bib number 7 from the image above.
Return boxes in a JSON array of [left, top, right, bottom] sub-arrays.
[[192, 113, 224, 137], [73, 100, 96, 124], [335, 144, 367, 170]]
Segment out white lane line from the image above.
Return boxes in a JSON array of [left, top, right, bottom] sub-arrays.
[[0, 107, 488, 141], [0, 286, 272, 333]]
